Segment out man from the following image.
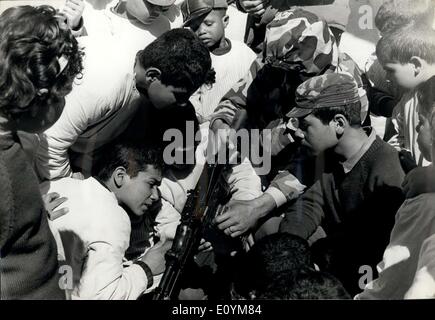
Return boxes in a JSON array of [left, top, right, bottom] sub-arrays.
[[211, 8, 367, 241], [279, 73, 405, 295], [43, 143, 170, 299], [236, 0, 350, 53]]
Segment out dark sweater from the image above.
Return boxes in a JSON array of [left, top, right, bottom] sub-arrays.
[[279, 137, 405, 295], [0, 133, 64, 300]]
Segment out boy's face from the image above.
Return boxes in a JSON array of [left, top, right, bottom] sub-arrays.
[[294, 114, 338, 155], [118, 165, 162, 216], [134, 60, 192, 109], [416, 113, 433, 162], [383, 61, 421, 89], [189, 10, 228, 50]]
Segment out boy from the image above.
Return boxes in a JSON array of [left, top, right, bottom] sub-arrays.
[[43, 143, 171, 299], [36, 28, 215, 180], [181, 0, 257, 122], [356, 106, 435, 299], [376, 19, 435, 167], [0, 5, 83, 299], [279, 73, 405, 295]]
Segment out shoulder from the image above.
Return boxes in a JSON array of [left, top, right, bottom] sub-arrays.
[[366, 137, 404, 183], [227, 40, 257, 59]]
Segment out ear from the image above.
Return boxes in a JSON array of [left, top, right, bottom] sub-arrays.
[[222, 14, 229, 28], [332, 114, 347, 135], [145, 67, 162, 83], [112, 166, 128, 188], [410, 56, 424, 77]]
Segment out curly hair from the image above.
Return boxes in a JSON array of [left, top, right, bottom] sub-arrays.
[[137, 28, 215, 93], [0, 5, 84, 117]]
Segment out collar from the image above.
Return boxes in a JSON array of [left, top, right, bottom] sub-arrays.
[[211, 38, 232, 56], [341, 127, 376, 174]]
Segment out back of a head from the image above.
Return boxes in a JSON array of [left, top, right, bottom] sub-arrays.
[[93, 142, 163, 183], [376, 25, 435, 66], [137, 28, 215, 94], [241, 233, 312, 294], [0, 5, 83, 116], [375, 0, 435, 35], [258, 270, 351, 300]]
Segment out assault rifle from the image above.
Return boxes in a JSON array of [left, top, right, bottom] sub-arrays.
[[152, 110, 248, 300]]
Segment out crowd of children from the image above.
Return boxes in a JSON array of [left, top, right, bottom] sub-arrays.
[[1, 0, 435, 300]]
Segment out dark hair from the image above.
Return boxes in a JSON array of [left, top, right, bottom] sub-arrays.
[[258, 270, 351, 300], [0, 5, 83, 117], [236, 233, 312, 295], [138, 28, 215, 93], [375, 0, 434, 35], [311, 101, 362, 127], [94, 143, 163, 183], [376, 26, 435, 65]]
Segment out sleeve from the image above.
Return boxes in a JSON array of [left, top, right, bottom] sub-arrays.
[[225, 158, 263, 201], [209, 58, 262, 127], [405, 234, 435, 299], [267, 170, 306, 207], [35, 92, 95, 180], [154, 199, 182, 241], [74, 242, 149, 300], [278, 179, 325, 240]]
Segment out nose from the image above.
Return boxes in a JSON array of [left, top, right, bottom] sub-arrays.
[[150, 186, 159, 202]]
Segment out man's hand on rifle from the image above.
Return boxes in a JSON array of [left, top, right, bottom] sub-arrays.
[[214, 193, 277, 238], [141, 234, 173, 276]]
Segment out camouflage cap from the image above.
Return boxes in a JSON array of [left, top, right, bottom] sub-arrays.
[[181, 0, 228, 27], [286, 73, 360, 118], [263, 8, 339, 78]]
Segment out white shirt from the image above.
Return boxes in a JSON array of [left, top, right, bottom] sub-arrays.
[[36, 36, 141, 180], [42, 177, 151, 300], [356, 193, 435, 300], [190, 40, 257, 122]]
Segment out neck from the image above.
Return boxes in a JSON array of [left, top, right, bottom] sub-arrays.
[[334, 127, 369, 161], [210, 38, 231, 56]]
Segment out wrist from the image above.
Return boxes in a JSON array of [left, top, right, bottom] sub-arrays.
[[252, 193, 276, 220]]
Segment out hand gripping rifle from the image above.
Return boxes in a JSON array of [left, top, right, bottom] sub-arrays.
[[152, 110, 248, 300]]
